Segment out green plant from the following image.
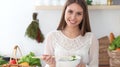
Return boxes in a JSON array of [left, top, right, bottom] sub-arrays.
[[108, 35, 120, 51], [86, 0, 92, 5]]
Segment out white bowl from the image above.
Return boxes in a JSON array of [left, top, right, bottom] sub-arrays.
[[56, 59, 80, 67], [56, 56, 81, 67]]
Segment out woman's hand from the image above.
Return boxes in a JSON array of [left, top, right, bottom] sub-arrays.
[[41, 55, 56, 67], [76, 62, 86, 67]]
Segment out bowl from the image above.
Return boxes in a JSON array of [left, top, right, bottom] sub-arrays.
[[56, 59, 80, 67], [56, 55, 81, 67]]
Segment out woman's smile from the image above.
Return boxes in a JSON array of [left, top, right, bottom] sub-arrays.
[[65, 3, 83, 27], [69, 20, 77, 24]]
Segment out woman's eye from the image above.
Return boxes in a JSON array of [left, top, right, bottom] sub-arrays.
[[77, 12, 82, 15], [68, 10, 73, 14]]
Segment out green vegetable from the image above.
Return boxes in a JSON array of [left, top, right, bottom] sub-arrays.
[[0, 59, 8, 65], [69, 56, 77, 61], [108, 35, 120, 51], [108, 44, 115, 51], [18, 52, 41, 66]]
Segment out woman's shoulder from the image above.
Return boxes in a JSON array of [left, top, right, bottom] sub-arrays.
[[85, 32, 97, 40], [46, 30, 61, 37], [84, 32, 97, 38], [85, 32, 94, 36]]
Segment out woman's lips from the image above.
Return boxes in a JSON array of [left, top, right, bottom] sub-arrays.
[[69, 20, 76, 24]]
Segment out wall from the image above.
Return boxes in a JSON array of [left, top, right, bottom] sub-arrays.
[[0, 0, 120, 58], [37, 9, 120, 38], [89, 9, 120, 38], [0, 0, 44, 57]]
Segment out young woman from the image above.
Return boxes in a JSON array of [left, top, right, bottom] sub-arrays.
[[42, 0, 99, 67]]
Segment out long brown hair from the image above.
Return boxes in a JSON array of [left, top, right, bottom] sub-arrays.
[[57, 0, 91, 36]]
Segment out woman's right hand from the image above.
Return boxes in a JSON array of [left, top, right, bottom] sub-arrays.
[[41, 55, 56, 67]]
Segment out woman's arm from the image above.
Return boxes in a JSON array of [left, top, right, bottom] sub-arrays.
[[44, 33, 54, 55], [88, 35, 99, 67], [42, 33, 56, 67]]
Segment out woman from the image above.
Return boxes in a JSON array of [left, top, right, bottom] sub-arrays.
[[42, 0, 99, 67]]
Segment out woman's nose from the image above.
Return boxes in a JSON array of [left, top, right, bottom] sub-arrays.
[[71, 14, 76, 20]]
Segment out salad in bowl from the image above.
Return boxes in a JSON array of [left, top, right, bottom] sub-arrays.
[[56, 55, 81, 67]]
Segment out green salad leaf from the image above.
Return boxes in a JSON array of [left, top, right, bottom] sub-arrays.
[[18, 52, 41, 66]]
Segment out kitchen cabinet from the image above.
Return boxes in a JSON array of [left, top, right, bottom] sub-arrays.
[[35, 5, 120, 10], [99, 65, 109, 67]]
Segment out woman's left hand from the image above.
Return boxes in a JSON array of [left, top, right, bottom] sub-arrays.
[[76, 63, 86, 67]]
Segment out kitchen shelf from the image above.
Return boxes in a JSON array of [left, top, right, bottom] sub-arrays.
[[35, 5, 63, 10], [88, 5, 120, 10], [35, 5, 120, 10]]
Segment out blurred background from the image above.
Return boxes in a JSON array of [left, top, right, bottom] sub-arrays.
[[0, 0, 120, 62]]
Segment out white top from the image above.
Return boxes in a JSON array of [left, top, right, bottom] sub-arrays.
[[44, 30, 99, 67]]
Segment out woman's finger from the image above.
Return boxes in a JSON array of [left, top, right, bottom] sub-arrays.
[[76, 63, 86, 67], [47, 56, 55, 64]]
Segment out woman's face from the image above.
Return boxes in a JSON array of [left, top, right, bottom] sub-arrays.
[[65, 3, 83, 28]]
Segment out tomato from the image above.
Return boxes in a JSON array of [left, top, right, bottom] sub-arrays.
[[9, 59, 17, 64]]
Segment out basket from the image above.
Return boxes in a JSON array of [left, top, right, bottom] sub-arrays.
[[108, 50, 120, 67], [2, 45, 22, 67]]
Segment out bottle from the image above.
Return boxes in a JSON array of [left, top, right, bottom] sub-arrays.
[[107, 0, 112, 5]]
